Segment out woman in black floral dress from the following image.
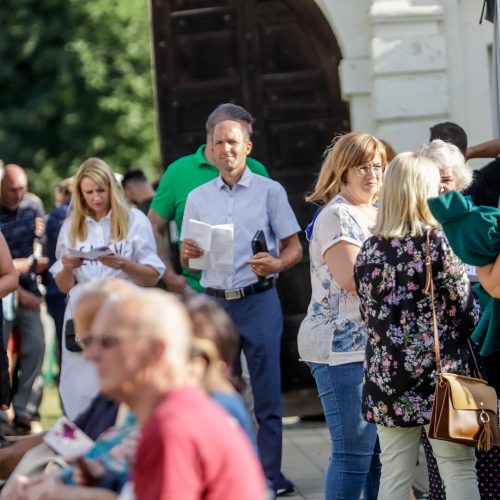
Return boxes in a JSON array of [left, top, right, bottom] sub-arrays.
[[354, 152, 481, 500]]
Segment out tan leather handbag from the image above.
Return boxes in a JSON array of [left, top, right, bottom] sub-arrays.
[[424, 230, 500, 451]]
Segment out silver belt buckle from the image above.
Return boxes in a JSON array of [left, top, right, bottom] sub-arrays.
[[225, 288, 242, 300]]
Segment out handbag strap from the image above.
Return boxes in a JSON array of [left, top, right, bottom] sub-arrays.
[[423, 229, 485, 381], [423, 229, 442, 373]]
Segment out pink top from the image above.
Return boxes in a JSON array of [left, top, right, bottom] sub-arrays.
[[134, 386, 266, 500]]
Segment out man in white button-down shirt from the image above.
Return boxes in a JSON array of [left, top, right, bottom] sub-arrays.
[[180, 119, 302, 495]]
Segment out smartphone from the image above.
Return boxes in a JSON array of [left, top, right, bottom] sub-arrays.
[[251, 230, 268, 255], [251, 230, 268, 281]]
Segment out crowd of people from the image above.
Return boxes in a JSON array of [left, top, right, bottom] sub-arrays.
[[0, 104, 497, 499]]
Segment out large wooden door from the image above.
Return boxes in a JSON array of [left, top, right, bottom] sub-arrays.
[[151, 0, 350, 412]]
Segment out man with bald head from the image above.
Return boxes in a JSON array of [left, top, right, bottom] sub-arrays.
[[0, 164, 45, 434], [85, 288, 265, 500]]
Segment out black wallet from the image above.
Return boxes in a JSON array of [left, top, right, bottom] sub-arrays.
[[251, 230, 269, 281], [251, 230, 268, 255]]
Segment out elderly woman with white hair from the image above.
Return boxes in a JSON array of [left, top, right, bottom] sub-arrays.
[[419, 139, 472, 194], [422, 140, 500, 498]]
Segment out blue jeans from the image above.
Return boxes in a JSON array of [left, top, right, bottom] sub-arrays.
[[310, 362, 381, 500]]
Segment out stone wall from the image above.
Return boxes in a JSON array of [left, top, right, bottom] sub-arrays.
[[314, 0, 495, 157]]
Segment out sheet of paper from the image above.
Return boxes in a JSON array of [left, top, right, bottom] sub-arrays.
[[44, 416, 95, 458], [210, 224, 234, 272], [188, 220, 212, 270], [188, 219, 233, 272], [68, 246, 114, 260]]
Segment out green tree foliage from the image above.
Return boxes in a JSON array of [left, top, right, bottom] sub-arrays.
[[0, 0, 159, 209]]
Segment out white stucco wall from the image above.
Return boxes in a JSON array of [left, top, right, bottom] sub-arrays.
[[314, 0, 495, 158]]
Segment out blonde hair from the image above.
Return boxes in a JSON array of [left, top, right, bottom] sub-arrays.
[[373, 152, 440, 238], [306, 132, 387, 205], [419, 139, 472, 191], [70, 158, 129, 246]]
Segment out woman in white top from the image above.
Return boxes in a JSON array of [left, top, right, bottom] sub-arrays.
[[298, 132, 386, 500], [52, 158, 164, 419]]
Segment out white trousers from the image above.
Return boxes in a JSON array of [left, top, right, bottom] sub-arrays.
[[376, 424, 480, 500]]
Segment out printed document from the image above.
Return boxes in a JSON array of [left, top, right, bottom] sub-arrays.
[[189, 219, 233, 272], [68, 246, 114, 260]]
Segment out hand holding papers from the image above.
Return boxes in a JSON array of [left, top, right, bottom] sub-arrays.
[[68, 246, 114, 261], [188, 219, 233, 272]]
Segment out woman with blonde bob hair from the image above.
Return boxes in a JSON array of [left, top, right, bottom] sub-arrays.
[[298, 132, 387, 500], [354, 153, 481, 500], [51, 157, 165, 420]]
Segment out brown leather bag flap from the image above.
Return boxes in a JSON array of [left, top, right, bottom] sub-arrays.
[[442, 373, 498, 412]]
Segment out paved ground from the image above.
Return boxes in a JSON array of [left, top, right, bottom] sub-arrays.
[[281, 418, 329, 500], [281, 418, 431, 500]]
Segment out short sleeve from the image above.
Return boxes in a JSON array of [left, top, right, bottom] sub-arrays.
[[267, 182, 301, 240], [315, 203, 365, 257], [463, 159, 500, 206], [128, 209, 165, 276], [477, 160, 500, 191], [150, 166, 176, 220], [179, 191, 201, 241]]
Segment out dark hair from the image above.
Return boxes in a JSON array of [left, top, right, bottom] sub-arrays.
[[121, 169, 148, 188], [429, 122, 467, 157], [185, 295, 239, 367], [205, 103, 255, 138]]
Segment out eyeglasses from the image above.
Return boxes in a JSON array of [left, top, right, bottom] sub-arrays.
[[353, 163, 385, 177], [79, 334, 121, 350]]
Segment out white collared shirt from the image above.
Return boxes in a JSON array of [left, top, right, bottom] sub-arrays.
[[180, 168, 300, 289], [51, 207, 165, 284]]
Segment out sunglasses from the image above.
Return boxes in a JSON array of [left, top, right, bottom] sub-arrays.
[[79, 334, 121, 350]]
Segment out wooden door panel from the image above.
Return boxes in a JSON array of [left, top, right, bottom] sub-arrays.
[[173, 31, 240, 83], [150, 0, 350, 409], [254, 0, 294, 19], [171, 87, 244, 154], [258, 23, 318, 73], [170, 0, 233, 11], [267, 120, 333, 169]]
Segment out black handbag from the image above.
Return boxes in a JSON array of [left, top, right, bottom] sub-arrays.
[[65, 319, 82, 353]]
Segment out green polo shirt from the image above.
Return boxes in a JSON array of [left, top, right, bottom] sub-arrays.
[[151, 144, 269, 291]]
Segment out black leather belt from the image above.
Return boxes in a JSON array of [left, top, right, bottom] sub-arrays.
[[205, 278, 276, 301]]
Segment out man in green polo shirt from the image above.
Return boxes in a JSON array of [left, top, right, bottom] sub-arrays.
[[148, 103, 269, 293]]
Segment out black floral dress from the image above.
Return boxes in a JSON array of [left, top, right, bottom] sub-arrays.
[[354, 229, 479, 427]]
